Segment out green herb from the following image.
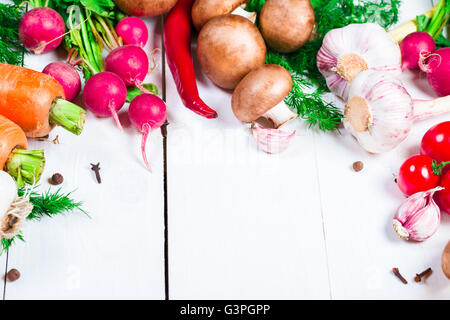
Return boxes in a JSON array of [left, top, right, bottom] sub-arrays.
[[0, 1, 25, 65], [1, 232, 24, 255], [126, 84, 159, 103], [51, 0, 122, 80], [245, 0, 401, 131], [1, 188, 86, 254], [18, 188, 87, 220], [417, 0, 450, 49]]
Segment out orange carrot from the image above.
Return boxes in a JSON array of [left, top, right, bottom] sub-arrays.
[[0, 115, 45, 187], [0, 63, 86, 138]]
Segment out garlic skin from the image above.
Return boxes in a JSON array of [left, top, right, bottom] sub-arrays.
[[343, 70, 413, 153], [252, 124, 296, 154], [0, 171, 33, 240], [393, 187, 442, 242], [317, 23, 401, 101]]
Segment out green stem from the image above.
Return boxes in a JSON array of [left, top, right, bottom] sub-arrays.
[[426, 0, 449, 38], [96, 16, 120, 50], [432, 160, 450, 176], [49, 98, 86, 136], [85, 15, 104, 71], [5, 148, 45, 187], [80, 10, 99, 72], [126, 84, 159, 103]]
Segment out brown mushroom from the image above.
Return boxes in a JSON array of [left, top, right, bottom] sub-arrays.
[[443, 241, 450, 280], [197, 14, 267, 90], [232, 64, 297, 129], [259, 0, 315, 53], [192, 0, 251, 30], [113, 0, 178, 17]]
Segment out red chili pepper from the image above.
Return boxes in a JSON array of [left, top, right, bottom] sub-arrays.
[[164, 0, 218, 119]]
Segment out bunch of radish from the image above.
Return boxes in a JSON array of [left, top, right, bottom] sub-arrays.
[[17, 4, 167, 173]]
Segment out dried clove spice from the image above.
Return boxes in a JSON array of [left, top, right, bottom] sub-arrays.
[[414, 268, 433, 283], [50, 173, 64, 185], [6, 268, 20, 282], [91, 163, 102, 184], [52, 135, 60, 144], [392, 267, 408, 284]]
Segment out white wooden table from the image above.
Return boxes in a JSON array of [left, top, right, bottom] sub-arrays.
[[2, 0, 450, 300]]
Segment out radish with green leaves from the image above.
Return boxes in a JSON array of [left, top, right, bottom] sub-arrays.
[[128, 94, 167, 172], [43, 61, 81, 102], [400, 32, 436, 71], [19, 7, 65, 54], [420, 48, 450, 97], [104, 45, 151, 94], [116, 17, 149, 47], [83, 72, 127, 130]]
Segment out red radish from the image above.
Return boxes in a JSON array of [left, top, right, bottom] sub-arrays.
[[19, 7, 65, 54], [104, 45, 150, 93], [420, 48, 450, 96], [128, 94, 167, 172], [116, 17, 149, 47], [83, 72, 127, 130], [42, 62, 81, 102], [400, 32, 436, 71]]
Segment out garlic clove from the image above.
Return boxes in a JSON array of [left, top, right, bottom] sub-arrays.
[[317, 23, 401, 101], [393, 187, 443, 242], [252, 124, 296, 154]]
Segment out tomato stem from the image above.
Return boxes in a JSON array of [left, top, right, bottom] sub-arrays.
[[432, 160, 450, 176]]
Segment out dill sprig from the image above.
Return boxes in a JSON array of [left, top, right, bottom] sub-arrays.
[[18, 188, 87, 220], [0, 1, 25, 65], [1, 232, 24, 255], [245, 0, 402, 131], [1, 189, 86, 254]]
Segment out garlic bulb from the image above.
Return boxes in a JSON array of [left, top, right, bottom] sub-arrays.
[[0, 171, 33, 240], [252, 124, 296, 154], [344, 70, 413, 153], [317, 23, 401, 101], [393, 187, 442, 242]]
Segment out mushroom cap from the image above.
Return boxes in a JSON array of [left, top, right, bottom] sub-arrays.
[[113, 0, 178, 17], [259, 0, 315, 53], [232, 64, 293, 123], [192, 0, 247, 30], [197, 14, 267, 90]]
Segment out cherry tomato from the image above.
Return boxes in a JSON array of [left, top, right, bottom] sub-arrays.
[[435, 171, 450, 215], [397, 155, 441, 196], [421, 121, 450, 162]]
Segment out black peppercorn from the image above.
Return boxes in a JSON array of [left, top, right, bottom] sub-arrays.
[[353, 161, 364, 172], [50, 173, 64, 185], [6, 268, 20, 282]]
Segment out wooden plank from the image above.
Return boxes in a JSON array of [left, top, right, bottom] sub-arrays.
[[316, 1, 450, 299], [4, 18, 166, 299], [1, 252, 6, 300], [165, 63, 331, 298]]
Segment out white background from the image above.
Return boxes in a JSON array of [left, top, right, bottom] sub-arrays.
[[2, 0, 450, 299]]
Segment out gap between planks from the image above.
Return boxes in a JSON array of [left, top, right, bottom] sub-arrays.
[[312, 132, 333, 299], [160, 15, 170, 301]]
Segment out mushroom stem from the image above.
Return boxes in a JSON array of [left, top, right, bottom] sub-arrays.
[[262, 101, 298, 129]]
